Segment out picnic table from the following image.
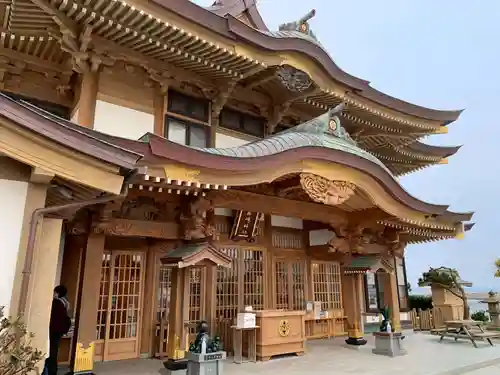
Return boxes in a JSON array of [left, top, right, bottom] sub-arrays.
[[435, 320, 500, 348]]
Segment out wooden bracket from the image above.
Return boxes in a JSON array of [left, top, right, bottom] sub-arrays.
[[30, 167, 55, 184]]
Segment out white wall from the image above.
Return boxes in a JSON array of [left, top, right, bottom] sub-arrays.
[[271, 215, 303, 229], [215, 132, 251, 148], [0, 179, 28, 316], [93, 100, 154, 140], [309, 229, 335, 246]]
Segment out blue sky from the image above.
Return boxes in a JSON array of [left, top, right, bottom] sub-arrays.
[[192, 0, 500, 292]]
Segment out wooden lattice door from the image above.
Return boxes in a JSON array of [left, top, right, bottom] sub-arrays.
[[102, 252, 146, 361], [274, 257, 306, 310], [215, 247, 264, 354], [155, 265, 207, 357]]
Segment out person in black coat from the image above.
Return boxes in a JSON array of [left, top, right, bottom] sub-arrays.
[[46, 285, 71, 375]]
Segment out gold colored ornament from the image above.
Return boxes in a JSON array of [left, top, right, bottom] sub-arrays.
[[328, 118, 338, 132], [278, 319, 290, 337], [300, 173, 356, 205]]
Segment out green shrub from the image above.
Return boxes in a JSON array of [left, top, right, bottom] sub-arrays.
[[408, 294, 433, 310], [471, 310, 489, 322], [0, 306, 43, 375]]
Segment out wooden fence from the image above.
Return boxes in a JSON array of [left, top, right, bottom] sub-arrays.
[[409, 308, 444, 331]]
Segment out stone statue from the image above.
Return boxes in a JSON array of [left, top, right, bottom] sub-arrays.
[[188, 321, 223, 354]]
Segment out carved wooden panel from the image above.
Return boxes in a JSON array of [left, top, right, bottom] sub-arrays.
[[93, 219, 178, 239]]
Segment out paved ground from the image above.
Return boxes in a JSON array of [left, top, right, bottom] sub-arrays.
[[93, 331, 500, 375]]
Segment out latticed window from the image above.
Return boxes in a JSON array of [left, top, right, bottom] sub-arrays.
[[396, 257, 409, 310], [96, 252, 111, 340], [157, 265, 172, 322], [274, 258, 306, 310], [215, 247, 264, 352], [312, 262, 342, 310], [275, 260, 289, 309]]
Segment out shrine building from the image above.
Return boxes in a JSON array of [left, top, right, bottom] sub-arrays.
[[0, 0, 473, 372]]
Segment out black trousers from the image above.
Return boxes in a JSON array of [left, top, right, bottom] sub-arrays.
[[47, 332, 63, 375]]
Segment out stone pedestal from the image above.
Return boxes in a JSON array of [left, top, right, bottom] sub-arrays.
[[186, 351, 226, 375], [164, 359, 188, 375], [480, 298, 500, 330], [372, 332, 407, 357]]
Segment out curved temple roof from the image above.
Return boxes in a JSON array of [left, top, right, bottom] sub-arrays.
[[177, 104, 472, 221], [156, 0, 463, 123], [0, 94, 472, 231]]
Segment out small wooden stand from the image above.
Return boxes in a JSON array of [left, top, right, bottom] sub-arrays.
[[231, 326, 259, 364], [255, 310, 306, 361]]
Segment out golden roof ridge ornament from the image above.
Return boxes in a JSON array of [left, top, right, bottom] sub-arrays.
[[278, 9, 317, 40]]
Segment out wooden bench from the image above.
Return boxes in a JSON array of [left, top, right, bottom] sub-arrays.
[[471, 332, 500, 346], [430, 328, 447, 335]]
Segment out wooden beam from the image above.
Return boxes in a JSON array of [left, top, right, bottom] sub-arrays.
[[243, 67, 277, 89], [91, 35, 214, 90], [30, 167, 55, 184], [208, 189, 348, 225], [93, 219, 178, 239], [30, 0, 79, 37], [0, 48, 69, 74]]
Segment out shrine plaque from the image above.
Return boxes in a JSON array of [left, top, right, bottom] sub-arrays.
[[230, 210, 262, 242]]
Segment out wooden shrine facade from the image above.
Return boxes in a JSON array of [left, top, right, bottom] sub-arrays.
[[0, 0, 476, 369], [59, 192, 406, 363]]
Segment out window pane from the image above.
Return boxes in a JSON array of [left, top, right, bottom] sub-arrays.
[[189, 125, 207, 147], [220, 109, 242, 131], [396, 258, 406, 286], [168, 91, 189, 116], [398, 285, 408, 309], [376, 272, 385, 308], [167, 119, 187, 145], [243, 116, 265, 137]]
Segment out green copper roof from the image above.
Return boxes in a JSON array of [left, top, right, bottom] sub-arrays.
[[260, 10, 325, 49], [260, 30, 323, 48], [192, 105, 394, 176], [163, 243, 206, 260], [344, 256, 382, 270]]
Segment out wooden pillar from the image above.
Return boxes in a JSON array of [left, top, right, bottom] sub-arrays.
[[357, 272, 365, 334], [140, 246, 158, 356], [209, 104, 218, 148], [344, 273, 367, 345], [167, 267, 186, 359], [72, 233, 105, 371], [263, 214, 273, 309], [25, 217, 64, 374], [153, 84, 166, 136], [77, 71, 99, 128], [205, 265, 216, 331], [388, 270, 401, 332]]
